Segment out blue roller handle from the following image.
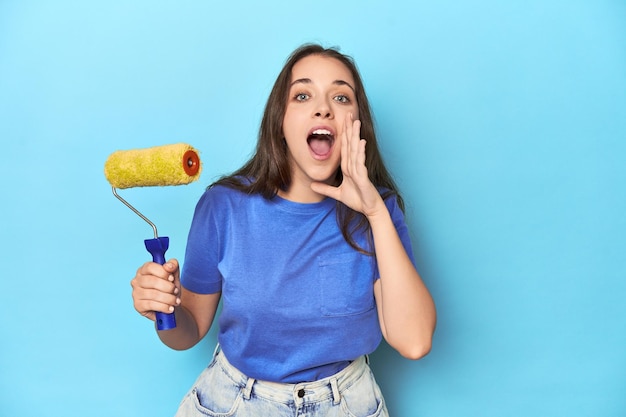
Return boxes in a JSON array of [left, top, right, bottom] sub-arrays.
[[144, 236, 177, 330]]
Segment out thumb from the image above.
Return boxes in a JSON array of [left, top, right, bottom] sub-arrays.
[[311, 182, 340, 200]]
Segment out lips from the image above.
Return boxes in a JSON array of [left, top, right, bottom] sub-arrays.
[[307, 127, 335, 158]]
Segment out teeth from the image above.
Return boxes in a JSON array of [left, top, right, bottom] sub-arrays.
[[312, 129, 332, 135]]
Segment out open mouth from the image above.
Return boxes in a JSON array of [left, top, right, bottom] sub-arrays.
[[307, 128, 335, 157]]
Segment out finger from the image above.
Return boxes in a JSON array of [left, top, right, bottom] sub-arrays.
[[163, 259, 179, 275], [346, 114, 362, 176], [342, 113, 365, 174], [132, 274, 177, 295], [350, 119, 362, 173], [132, 285, 181, 314], [137, 261, 170, 280], [138, 261, 179, 287], [344, 111, 353, 140], [356, 138, 367, 175], [164, 259, 181, 294], [340, 113, 351, 174], [134, 296, 178, 317], [139, 310, 156, 322], [131, 272, 180, 301]]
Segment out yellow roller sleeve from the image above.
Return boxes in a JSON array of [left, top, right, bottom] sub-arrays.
[[104, 143, 201, 189]]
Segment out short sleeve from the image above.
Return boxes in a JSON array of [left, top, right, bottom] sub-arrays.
[[180, 189, 223, 294], [372, 194, 417, 279]]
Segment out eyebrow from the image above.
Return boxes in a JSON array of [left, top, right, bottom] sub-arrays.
[[290, 78, 356, 93]]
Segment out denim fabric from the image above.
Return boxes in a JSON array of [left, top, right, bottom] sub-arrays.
[[175, 348, 389, 417]]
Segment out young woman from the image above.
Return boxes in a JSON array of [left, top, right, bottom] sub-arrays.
[[131, 43, 436, 417]]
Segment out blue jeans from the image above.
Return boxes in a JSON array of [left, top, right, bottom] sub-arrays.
[[175, 347, 389, 417]]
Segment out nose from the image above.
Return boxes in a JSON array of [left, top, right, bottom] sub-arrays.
[[313, 98, 333, 119]]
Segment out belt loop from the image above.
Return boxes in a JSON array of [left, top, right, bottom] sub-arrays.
[[330, 378, 341, 405], [212, 343, 221, 359], [242, 377, 255, 400]]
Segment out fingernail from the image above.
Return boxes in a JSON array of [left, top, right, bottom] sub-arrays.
[[174, 287, 179, 295], [168, 306, 175, 312], [176, 298, 181, 305], [168, 275, 174, 282]]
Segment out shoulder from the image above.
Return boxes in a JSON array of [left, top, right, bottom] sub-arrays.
[[196, 179, 269, 213], [196, 183, 245, 210], [190, 184, 254, 231]]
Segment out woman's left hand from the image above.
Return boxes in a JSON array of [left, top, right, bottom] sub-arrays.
[[311, 112, 385, 218]]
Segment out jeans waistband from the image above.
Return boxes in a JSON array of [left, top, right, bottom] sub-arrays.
[[213, 346, 369, 405]]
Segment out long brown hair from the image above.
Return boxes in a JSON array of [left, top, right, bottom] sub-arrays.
[[213, 43, 404, 254]]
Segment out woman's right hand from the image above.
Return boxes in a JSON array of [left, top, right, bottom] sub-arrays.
[[130, 259, 181, 322]]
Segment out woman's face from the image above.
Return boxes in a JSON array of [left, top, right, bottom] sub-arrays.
[[281, 54, 359, 202]]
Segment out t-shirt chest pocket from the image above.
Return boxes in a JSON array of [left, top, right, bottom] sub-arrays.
[[318, 252, 376, 317]]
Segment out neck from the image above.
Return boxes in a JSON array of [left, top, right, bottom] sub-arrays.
[[277, 183, 326, 203]]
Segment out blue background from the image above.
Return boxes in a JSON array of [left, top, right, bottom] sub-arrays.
[[1, 1, 625, 416]]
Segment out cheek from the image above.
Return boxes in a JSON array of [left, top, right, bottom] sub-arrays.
[[282, 109, 302, 137]]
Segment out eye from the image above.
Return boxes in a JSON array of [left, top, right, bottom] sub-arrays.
[[334, 94, 350, 104], [294, 93, 309, 101]]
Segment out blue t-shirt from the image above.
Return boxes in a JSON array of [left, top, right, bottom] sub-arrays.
[[181, 185, 416, 383]]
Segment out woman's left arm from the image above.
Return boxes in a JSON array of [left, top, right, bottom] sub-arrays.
[[368, 205, 436, 360], [311, 113, 436, 359]]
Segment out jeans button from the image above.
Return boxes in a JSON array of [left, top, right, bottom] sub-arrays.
[[297, 388, 305, 398]]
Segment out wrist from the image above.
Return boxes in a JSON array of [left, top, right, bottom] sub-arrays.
[[364, 199, 390, 223]]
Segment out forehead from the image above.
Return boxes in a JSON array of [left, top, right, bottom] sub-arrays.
[[290, 54, 355, 86]]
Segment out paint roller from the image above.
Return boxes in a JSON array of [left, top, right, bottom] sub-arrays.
[[104, 143, 202, 330]]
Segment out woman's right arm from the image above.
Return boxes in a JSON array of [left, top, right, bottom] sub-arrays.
[[131, 258, 221, 351]]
